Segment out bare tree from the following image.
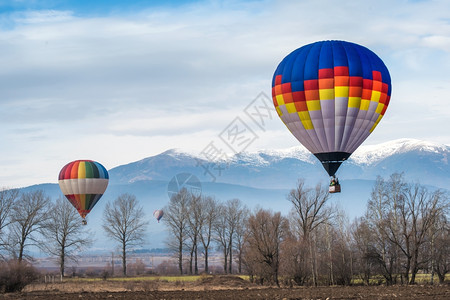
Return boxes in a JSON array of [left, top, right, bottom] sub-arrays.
[[325, 213, 353, 286], [287, 179, 332, 286], [404, 184, 447, 284], [8, 190, 50, 262], [214, 198, 246, 274], [102, 193, 148, 276], [351, 216, 376, 285], [41, 197, 93, 276], [370, 174, 409, 283], [279, 232, 309, 286], [367, 174, 449, 284], [244, 208, 289, 286], [226, 199, 246, 274], [431, 215, 450, 283], [331, 209, 353, 285], [163, 188, 190, 275], [214, 203, 229, 273], [366, 176, 399, 285], [198, 195, 219, 274], [0, 188, 19, 255], [234, 205, 249, 274], [186, 193, 202, 275]]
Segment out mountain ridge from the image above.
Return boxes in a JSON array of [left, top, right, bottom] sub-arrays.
[[109, 138, 450, 189]]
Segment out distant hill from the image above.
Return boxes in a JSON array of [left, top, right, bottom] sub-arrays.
[[22, 138, 450, 251]]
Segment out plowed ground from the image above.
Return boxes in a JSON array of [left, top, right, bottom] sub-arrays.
[[3, 276, 450, 299]]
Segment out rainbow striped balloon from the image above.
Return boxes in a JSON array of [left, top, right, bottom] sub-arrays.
[[58, 160, 109, 220]]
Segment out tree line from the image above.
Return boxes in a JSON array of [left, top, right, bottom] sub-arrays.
[[0, 172, 448, 287], [0, 190, 147, 278], [163, 173, 449, 286]]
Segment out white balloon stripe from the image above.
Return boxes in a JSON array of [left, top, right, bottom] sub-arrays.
[[58, 178, 109, 195]]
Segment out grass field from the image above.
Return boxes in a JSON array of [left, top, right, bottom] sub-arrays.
[[64, 273, 446, 285], [350, 273, 450, 285], [65, 274, 250, 283]]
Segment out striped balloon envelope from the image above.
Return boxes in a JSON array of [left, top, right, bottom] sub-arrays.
[[272, 40, 391, 178], [58, 160, 109, 223], [153, 209, 164, 223]]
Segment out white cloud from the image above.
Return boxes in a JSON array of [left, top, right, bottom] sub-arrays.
[[12, 10, 74, 24], [422, 35, 450, 51], [0, 0, 450, 187]]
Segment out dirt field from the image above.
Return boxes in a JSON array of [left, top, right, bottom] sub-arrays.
[[3, 276, 450, 299]]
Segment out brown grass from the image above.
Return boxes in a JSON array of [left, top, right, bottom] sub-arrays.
[[22, 275, 256, 293], [6, 276, 449, 300]]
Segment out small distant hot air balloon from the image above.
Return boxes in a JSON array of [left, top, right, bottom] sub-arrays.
[[272, 40, 392, 193], [58, 160, 109, 225], [153, 209, 164, 223]]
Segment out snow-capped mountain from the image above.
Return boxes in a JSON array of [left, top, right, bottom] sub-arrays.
[[350, 138, 449, 165], [108, 138, 450, 190], [343, 139, 449, 188]]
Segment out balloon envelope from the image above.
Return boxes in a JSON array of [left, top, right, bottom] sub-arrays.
[[153, 209, 164, 222], [58, 160, 109, 219], [272, 40, 391, 176]]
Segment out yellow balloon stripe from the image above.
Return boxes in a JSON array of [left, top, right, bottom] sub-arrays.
[[335, 86, 349, 98], [276, 94, 285, 106], [360, 99, 370, 111], [275, 106, 282, 116], [285, 103, 297, 114], [348, 97, 361, 108], [306, 100, 321, 111], [375, 103, 385, 114], [319, 89, 334, 100], [80, 194, 86, 211], [371, 91, 381, 102], [298, 111, 314, 130], [370, 115, 383, 132], [78, 161, 86, 179]]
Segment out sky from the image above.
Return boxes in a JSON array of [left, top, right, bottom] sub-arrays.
[[0, 0, 450, 188]]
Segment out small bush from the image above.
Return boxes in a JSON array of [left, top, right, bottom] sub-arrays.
[[123, 281, 138, 291], [154, 260, 179, 275], [174, 280, 184, 287], [101, 269, 110, 280], [142, 280, 159, 291], [84, 267, 101, 278], [0, 260, 39, 293]]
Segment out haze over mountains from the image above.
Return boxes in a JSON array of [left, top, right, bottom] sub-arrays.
[[24, 138, 450, 251]]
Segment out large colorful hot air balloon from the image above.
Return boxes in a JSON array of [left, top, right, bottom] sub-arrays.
[[58, 160, 109, 224], [272, 40, 391, 191], [153, 209, 164, 223]]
